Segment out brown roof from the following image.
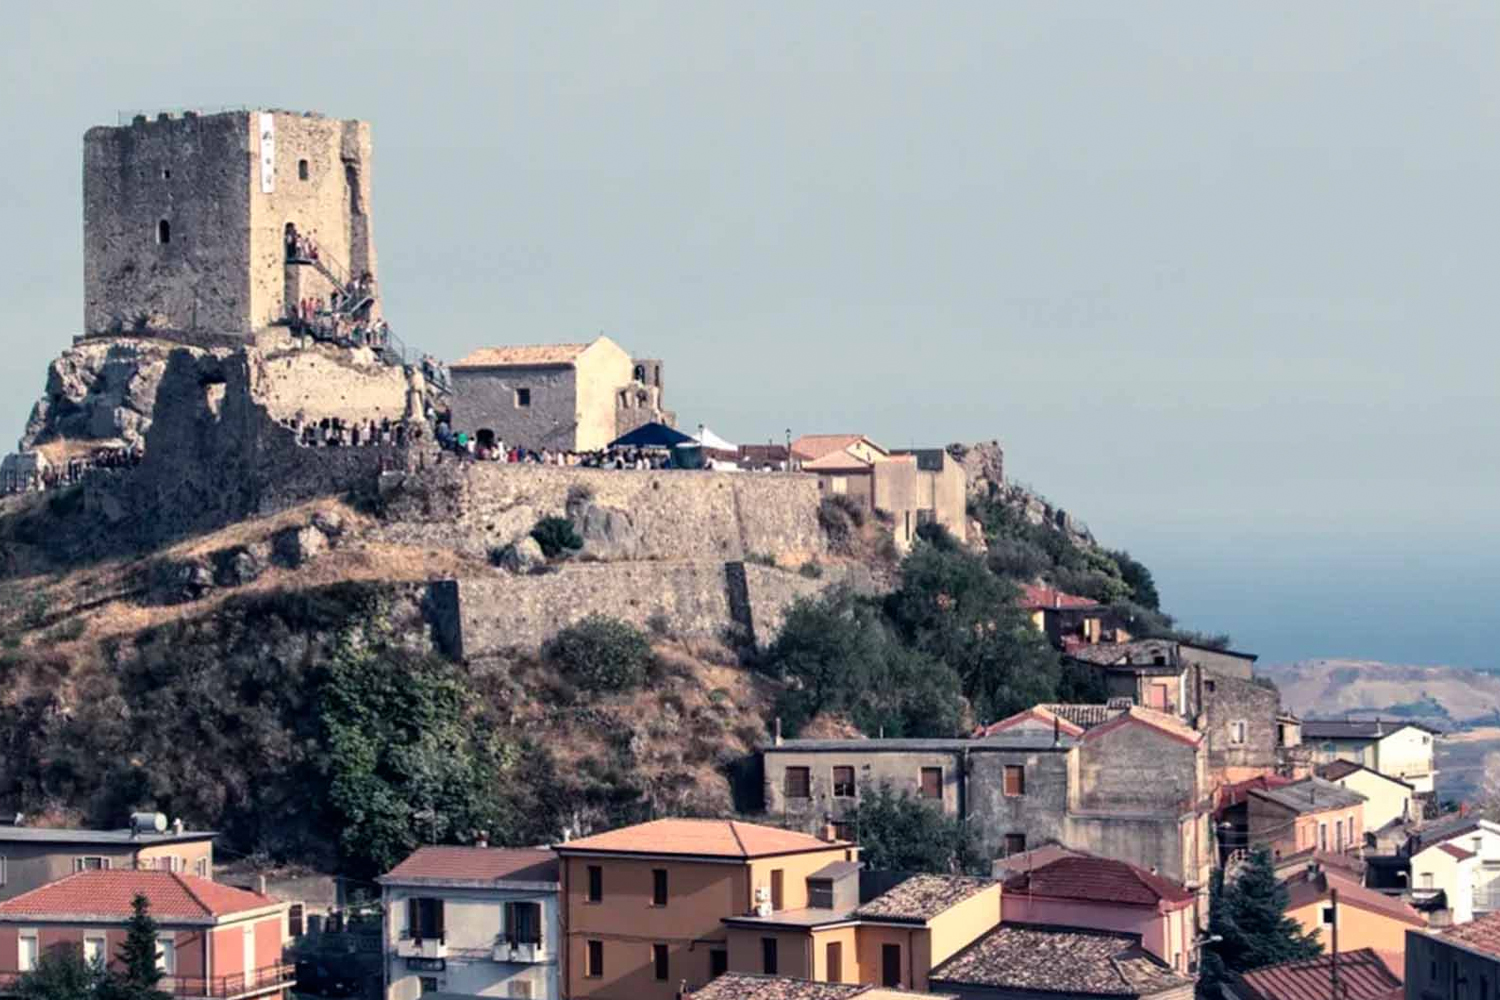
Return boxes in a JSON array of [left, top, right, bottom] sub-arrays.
[[1438, 843, 1476, 861], [382, 846, 558, 884], [1318, 759, 1415, 789], [451, 343, 591, 368], [1232, 949, 1403, 1000], [853, 874, 996, 923], [930, 923, 1191, 997], [0, 871, 277, 923], [1038, 702, 1127, 730], [557, 818, 846, 859], [1437, 909, 1500, 957], [1284, 869, 1425, 928], [1001, 853, 1195, 908], [1083, 705, 1202, 748], [790, 434, 873, 461], [689, 974, 946, 1000], [1019, 585, 1100, 611], [976, 705, 1086, 739], [1065, 640, 1179, 668], [802, 450, 875, 472], [991, 844, 1081, 875]]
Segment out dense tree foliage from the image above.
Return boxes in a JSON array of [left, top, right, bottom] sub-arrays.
[[844, 783, 984, 874], [98, 894, 171, 1000], [543, 614, 654, 694], [530, 516, 583, 558], [15, 947, 103, 1000], [1199, 848, 1322, 993]]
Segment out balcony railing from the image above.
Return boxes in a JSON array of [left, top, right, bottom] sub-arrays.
[[0, 964, 295, 999], [395, 934, 447, 959]]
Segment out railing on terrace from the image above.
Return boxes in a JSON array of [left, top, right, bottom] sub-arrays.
[[0, 963, 296, 999]]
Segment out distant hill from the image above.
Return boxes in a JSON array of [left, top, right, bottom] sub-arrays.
[[1260, 658, 1500, 729]]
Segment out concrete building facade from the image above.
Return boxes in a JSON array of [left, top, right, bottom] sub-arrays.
[[84, 109, 376, 337], [1406, 913, 1500, 1000], [1302, 719, 1440, 797], [0, 820, 216, 901]]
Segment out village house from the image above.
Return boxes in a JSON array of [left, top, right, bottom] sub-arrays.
[[1302, 719, 1440, 798], [1223, 948, 1403, 1000], [1408, 818, 1500, 926], [721, 870, 1000, 993], [763, 705, 1214, 901], [0, 814, 216, 901], [1245, 776, 1366, 860], [926, 923, 1194, 1000], [0, 869, 293, 998], [1282, 865, 1426, 954], [996, 852, 1198, 976], [1405, 911, 1500, 1000], [448, 336, 673, 452], [1018, 585, 1112, 647], [1318, 760, 1417, 833], [553, 818, 854, 1000], [792, 435, 968, 549], [378, 845, 560, 1000]]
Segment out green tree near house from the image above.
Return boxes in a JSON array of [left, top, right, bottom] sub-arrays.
[[844, 783, 985, 875], [1198, 847, 1322, 994], [15, 946, 104, 1000], [97, 894, 171, 1000]]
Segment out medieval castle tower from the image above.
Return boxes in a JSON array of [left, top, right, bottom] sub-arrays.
[[83, 109, 377, 337]]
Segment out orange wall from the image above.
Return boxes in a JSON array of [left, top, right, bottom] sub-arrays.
[[725, 926, 815, 979], [855, 925, 930, 992], [0, 924, 210, 979], [1288, 900, 1422, 954], [748, 849, 852, 912], [210, 913, 284, 977], [924, 885, 1000, 968], [812, 925, 861, 983]]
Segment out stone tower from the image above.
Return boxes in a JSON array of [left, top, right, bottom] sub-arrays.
[[83, 108, 377, 337]]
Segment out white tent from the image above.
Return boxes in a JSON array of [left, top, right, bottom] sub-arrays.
[[692, 426, 737, 451]]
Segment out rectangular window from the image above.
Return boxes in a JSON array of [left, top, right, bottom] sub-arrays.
[[771, 869, 784, 911], [159, 938, 176, 975], [830, 476, 848, 495], [832, 766, 856, 798], [652, 868, 668, 906], [653, 943, 669, 981], [586, 940, 604, 978], [1322, 905, 1335, 924], [710, 950, 728, 978], [1005, 833, 1027, 856], [1335, 820, 1344, 853], [74, 856, 109, 872], [587, 865, 603, 903], [1319, 823, 1328, 852], [515, 388, 531, 408], [785, 767, 811, 799], [762, 937, 778, 975], [882, 943, 902, 987], [83, 934, 106, 968], [826, 941, 843, 982], [1003, 765, 1025, 796], [920, 767, 943, 800], [406, 897, 445, 940], [0, 855, 5, 886], [195, 858, 208, 877], [19, 934, 38, 972], [289, 903, 304, 938], [1230, 721, 1247, 745], [504, 901, 542, 946]]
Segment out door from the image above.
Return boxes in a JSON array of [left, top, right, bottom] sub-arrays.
[[770, 869, 784, 911], [243, 924, 255, 987], [882, 944, 901, 987], [826, 941, 843, 983]]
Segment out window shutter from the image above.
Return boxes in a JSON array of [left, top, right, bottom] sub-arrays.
[[533, 904, 542, 948], [407, 898, 419, 937], [504, 902, 515, 945], [434, 899, 445, 938]]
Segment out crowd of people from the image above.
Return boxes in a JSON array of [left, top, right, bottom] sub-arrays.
[[432, 422, 681, 469], [280, 416, 425, 449], [0, 445, 142, 495]]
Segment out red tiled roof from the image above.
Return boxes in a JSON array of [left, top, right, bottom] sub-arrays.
[[1284, 870, 1426, 928], [1438, 909, 1500, 957], [383, 846, 558, 883], [557, 819, 846, 859], [451, 343, 592, 368], [1216, 773, 1297, 815], [0, 871, 276, 922], [1438, 843, 1475, 861], [1083, 705, 1202, 748], [976, 706, 1085, 739], [1233, 948, 1403, 1000], [790, 434, 874, 461], [1001, 853, 1194, 908], [1018, 585, 1100, 611]]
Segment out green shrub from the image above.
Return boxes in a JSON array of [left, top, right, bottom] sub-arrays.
[[544, 615, 654, 694], [645, 611, 672, 638], [531, 517, 583, 558], [798, 561, 823, 579], [746, 553, 777, 567]]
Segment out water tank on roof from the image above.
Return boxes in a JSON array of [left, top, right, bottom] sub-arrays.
[[131, 812, 168, 834]]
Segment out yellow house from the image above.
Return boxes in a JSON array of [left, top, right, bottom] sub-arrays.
[[553, 818, 854, 1000], [1317, 759, 1416, 833], [723, 872, 1001, 993], [1283, 867, 1426, 955]]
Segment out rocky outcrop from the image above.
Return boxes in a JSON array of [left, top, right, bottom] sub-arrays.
[[566, 493, 642, 562], [948, 440, 1005, 500], [947, 440, 1094, 549], [20, 337, 189, 451]]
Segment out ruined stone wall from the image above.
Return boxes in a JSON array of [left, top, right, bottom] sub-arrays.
[[251, 339, 409, 424], [967, 748, 1073, 859], [1200, 672, 1279, 776], [377, 464, 828, 564], [84, 112, 254, 335], [438, 559, 851, 656]]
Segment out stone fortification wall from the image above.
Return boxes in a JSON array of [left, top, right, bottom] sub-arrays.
[[377, 464, 828, 565], [436, 560, 857, 657], [251, 337, 409, 424]]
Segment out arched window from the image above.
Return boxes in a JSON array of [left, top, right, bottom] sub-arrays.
[[156, 220, 171, 244], [298, 159, 309, 181], [634, 365, 646, 382]]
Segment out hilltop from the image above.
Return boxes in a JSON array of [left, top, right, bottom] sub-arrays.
[[1258, 657, 1500, 730]]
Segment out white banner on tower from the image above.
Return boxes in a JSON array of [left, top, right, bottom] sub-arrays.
[[259, 112, 275, 193]]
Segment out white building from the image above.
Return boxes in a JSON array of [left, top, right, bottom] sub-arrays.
[[1302, 719, 1439, 796], [379, 845, 560, 1000], [1410, 818, 1500, 927], [1318, 759, 1416, 832]]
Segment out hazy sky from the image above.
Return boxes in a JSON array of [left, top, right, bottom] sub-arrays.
[[3, 2, 1497, 669]]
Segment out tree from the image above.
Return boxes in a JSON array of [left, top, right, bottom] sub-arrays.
[[845, 783, 983, 874], [15, 946, 104, 1000], [1108, 549, 1160, 610], [544, 615, 654, 694], [100, 894, 171, 1000], [885, 542, 1060, 723], [1199, 848, 1322, 993]]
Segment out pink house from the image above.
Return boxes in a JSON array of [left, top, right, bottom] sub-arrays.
[[0, 870, 293, 998], [999, 852, 1199, 976]]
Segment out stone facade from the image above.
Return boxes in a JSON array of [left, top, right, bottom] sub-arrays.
[[1198, 672, 1280, 783], [84, 109, 375, 336]]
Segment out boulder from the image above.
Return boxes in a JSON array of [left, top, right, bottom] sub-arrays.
[[311, 508, 345, 538], [272, 525, 326, 567], [496, 536, 546, 574], [213, 545, 267, 587], [567, 498, 641, 562], [155, 557, 214, 603]]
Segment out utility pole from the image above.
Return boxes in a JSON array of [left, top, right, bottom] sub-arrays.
[[1330, 887, 1345, 1000]]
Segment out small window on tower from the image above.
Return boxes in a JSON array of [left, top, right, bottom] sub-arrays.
[[156, 220, 171, 244], [298, 159, 309, 181], [161, 168, 171, 180], [515, 388, 531, 408]]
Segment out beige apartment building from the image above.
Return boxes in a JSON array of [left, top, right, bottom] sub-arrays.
[[0, 817, 216, 901]]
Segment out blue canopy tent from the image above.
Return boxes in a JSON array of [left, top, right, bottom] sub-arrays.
[[607, 422, 696, 449]]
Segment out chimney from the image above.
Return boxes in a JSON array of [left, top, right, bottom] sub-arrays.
[[476, 830, 489, 848], [773, 717, 783, 747], [257, 875, 268, 896], [172, 818, 184, 835], [821, 821, 838, 843], [1053, 592, 1060, 609]]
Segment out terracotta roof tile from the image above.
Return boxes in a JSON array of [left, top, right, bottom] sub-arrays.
[[1233, 948, 1403, 1000], [1037, 703, 1126, 730], [1249, 776, 1366, 814], [1436, 909, 1500, 957], [1019, 585, 1100, 611], [1284, 869, 1425, 928], [1083, 705, 1202, 747], [853, 874, 996, 922], [976, 705, 1086, 739], [1438, 843, 1476, 861], [1001, 853, 1195, 908], [802, 450, 875, 472], [451, 343, 591, 368], [930, 924, 1191, 997], [691, 973, 865, 1000], [556, 818, 846, 859], [790, 435, 872, 461], [382, 846, 558, 884], [0, 870, 276, 922]]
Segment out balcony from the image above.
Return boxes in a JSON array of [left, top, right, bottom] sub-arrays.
[[0, 964, 296, 999], [492, 939, 548, 964], [395, 934, 448, 960]]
